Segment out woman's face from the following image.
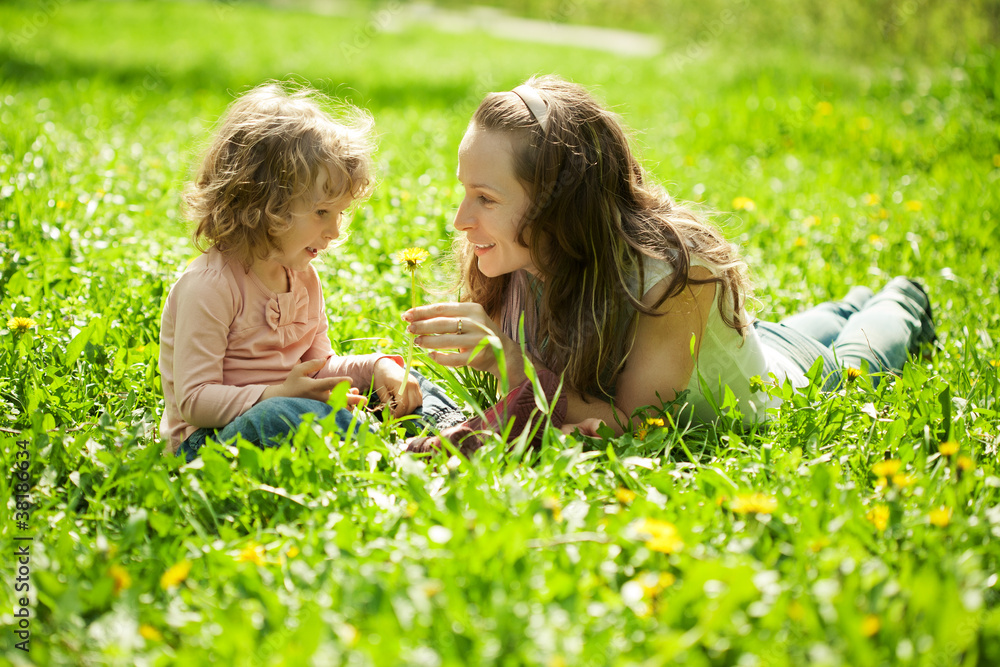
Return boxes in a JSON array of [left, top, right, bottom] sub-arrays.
[[454, 126, 537, 278]]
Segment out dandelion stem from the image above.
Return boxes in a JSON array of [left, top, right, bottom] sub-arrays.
[[399, 270, 418, 395]]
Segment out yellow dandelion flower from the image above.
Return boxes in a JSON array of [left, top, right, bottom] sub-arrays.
[[793, 236, 807, 248], [635, 427, 649, 439], [543, 496, 563, 523], [285, 545, 300, 559], [7, 317, 36, 331], [803, 215, 820, 227], [56, 200, 68, 209], [904, 200, 923, 212], [109, 564, 132, 595], [929, 506, 952, 527], [874, 476, 889, 491], [989, 360, 1000, 369], [635, 570, 675, 599], [236, 543, 266, 566], [548, 657, 568, 667], [159, 560, 191, 590], [637, 518, 684, 553], [732, 196, 756, 211], [871, 459, 901, 478], [861, 614, 881, 637], [394, 247, 430, 272], [730, 492, 778, 515], [957, 456, 974, 471], [892, 473, 917, 488], [878, 208, 889, 219], [868, 234, 884, 245], [938, 441, 959, 456], [616, 488, 637, 505], [866, 505, 890, 531], [845, 367, 864, 382], [808, 537, 830, 553], [815, 101, 833, 116], [139, 624, 163, 641], [861, 193, 881, 206]]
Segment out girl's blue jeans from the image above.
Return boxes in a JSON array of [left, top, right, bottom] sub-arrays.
[[176, 371, 463, 463], [755, 276, 934, 390]]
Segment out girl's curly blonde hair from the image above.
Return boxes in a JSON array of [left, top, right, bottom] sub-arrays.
[[185, 82, 375, 269]]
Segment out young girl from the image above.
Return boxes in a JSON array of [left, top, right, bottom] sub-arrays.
[[160, 82, 452, 461], [404, 75, 935, 452]]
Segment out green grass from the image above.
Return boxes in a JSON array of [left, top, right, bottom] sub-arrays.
[[1, 1, 999, 665]]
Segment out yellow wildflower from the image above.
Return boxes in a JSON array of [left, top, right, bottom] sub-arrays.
[[892, 473, 916, 488], [236, 543, 266, 566], [929, 507, 952, 527], [285, 545, 300, 559], [808, 537, 830, 553], [616, 487, 637, 505], [793, 236, 807, 248], [845, 367, 864, 382], [904, 200, 923, 212], [861, 193, 881, 206], [109, 564, 132, 595], [803, 215, 820, 227], [543, 496, 563, 523], [868, 234, 884, 245], [871, 459, 901, 478], [957, 456, 974, 472], [637, 518, 684, 553], [139, 624, 163, 641], [730, 492, 778, 515], [6, 317, 36, 331], [159, 560, 191, 590], [636, 417, 664, 439], [815, 101, 833, 116], [732, 196, 756, 211], [394, 247, 430, 272], [866, 505, 889, 531], [861, 614, 881, 637], [938, 441, 959, 456]]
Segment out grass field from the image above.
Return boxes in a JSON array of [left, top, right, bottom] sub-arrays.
[[1, 1, 999, 665]]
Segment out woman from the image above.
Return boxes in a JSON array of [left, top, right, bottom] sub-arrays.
[[403, 76, 934, 453]]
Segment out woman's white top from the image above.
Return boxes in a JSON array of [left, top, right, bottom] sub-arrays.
[[639, 256, 806, 423]]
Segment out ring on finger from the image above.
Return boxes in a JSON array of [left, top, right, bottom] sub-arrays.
[[457, 318, 463, 335]]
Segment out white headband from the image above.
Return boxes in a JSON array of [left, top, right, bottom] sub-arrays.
[[511, 85, 549, 132]]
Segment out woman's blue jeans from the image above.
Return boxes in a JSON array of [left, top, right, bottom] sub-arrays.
[[755, 276, 934, 390], [176, 371, 463, 463]]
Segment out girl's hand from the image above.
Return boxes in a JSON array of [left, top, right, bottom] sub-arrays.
[[403, 302, 524, 384], [261, 359, 366, 409], [373, 357, 423, 417]]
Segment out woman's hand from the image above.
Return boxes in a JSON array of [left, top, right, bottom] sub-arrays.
[[260, 359, 366, 409], [372, 357, 423, 417], [403, 302, 525, 384]]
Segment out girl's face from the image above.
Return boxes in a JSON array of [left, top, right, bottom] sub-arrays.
[[454, 126, 537, 278], [270, 166, 350, 274]]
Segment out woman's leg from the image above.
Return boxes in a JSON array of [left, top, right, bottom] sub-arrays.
[[830, 277, 934, 385], [175, 397, 356, 461], [778, 285, 874, 346]]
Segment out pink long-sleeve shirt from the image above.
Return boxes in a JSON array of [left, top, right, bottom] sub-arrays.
[[158, 247, 394, 453]]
